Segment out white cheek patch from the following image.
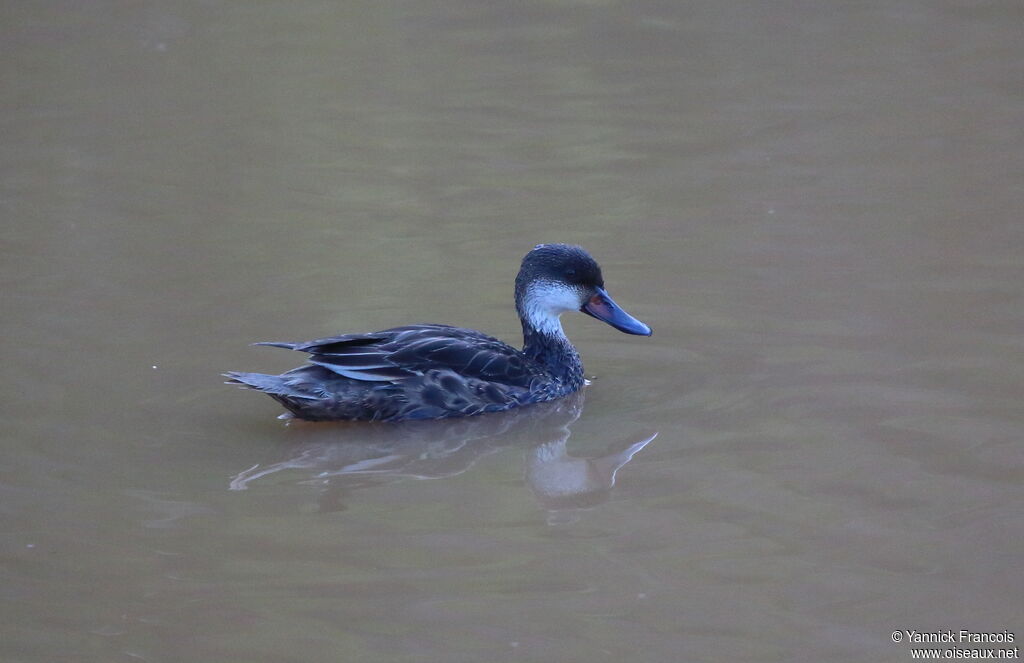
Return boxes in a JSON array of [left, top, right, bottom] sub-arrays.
[[523, 281, 585, 335]]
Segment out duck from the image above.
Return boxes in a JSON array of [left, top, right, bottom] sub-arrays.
[[225, 243, 651, 422]]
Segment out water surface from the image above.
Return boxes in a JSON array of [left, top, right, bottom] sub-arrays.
[[2, 2, 1022, 662]]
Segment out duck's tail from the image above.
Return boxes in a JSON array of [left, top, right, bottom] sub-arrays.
[[225, 371, 325, 420], [223, 371, 296, 395]]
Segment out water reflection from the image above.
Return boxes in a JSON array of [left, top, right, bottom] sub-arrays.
[[230, 391, 656, 517]]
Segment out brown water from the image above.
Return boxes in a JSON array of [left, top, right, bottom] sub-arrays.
[[2, 2, 1022, 662]]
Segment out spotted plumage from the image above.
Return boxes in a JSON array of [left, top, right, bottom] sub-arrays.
[[226, 244, 651, 422]]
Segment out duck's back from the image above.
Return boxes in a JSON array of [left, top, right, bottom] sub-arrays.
[[227, 324, 562, 421]]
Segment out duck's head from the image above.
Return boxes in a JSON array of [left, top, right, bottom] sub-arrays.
[[515, 244, 652, 337]]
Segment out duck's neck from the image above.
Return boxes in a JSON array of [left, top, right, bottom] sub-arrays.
[[518, 312, 585, 391]]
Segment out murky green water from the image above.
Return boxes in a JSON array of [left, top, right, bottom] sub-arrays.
[[2, 2, 1022, 661]]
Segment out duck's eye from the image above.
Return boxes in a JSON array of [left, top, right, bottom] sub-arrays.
[[565, 268, 576, 277]]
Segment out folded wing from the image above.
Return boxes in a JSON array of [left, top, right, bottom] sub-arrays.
[[258, 324, 542, 388]]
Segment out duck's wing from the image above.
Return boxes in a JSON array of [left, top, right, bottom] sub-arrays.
[[258, 324, 542, 387]]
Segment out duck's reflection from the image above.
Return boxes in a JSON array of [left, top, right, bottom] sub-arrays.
[[230, 391, 656, 517]]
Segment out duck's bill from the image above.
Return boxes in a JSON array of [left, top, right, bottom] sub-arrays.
[[581, 287, 652, 336]]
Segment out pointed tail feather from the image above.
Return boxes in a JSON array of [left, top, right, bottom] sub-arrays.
[[224, 371, 296, 395]]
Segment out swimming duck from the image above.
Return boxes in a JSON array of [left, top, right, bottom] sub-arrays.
[[225, 243, 651, 422]]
